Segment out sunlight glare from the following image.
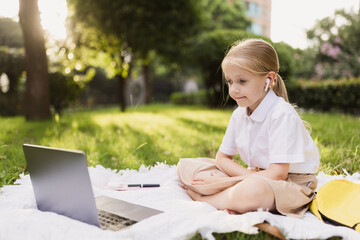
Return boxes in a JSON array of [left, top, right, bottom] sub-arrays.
[[0, 0, 67, 40], [38, 0, 67, 40], [0, 0, 19, 20]]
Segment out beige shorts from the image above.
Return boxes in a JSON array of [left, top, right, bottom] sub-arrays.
[[177, 157, 317, 218]]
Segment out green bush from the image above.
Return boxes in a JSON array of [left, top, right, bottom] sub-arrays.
[[49, 72, 81, 115], [172, 79, 360, 115], [288, 79, 360, 114], [273, 42, 295, 81]]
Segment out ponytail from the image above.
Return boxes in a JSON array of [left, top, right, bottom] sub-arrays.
[[272, 73, 289, 103], [272, 73, 312, 133]]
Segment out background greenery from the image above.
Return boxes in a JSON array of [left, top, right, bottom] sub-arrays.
[[287, 78, 360, 114], [171, 78, 360, 114], [2, 2, 360, 117]]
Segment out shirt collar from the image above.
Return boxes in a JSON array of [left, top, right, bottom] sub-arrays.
[[248, 89, 278, 122]]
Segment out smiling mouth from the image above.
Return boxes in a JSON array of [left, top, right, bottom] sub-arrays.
[[235, 96, 246, 100]]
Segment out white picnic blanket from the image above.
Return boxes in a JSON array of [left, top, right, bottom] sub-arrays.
[[0, 163, 360, 240]]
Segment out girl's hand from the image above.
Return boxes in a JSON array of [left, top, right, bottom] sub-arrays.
[[191, 171, 226, 185]]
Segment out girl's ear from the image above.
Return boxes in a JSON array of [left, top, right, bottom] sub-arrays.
[[267, 71, 276, 85]]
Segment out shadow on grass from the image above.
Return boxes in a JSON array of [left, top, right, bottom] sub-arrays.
[[119, 123, 177, 167], [177, 118, 227, 134]]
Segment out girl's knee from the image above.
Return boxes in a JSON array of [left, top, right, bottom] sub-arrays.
[[233, 177, 270, 197], [229, 177, 275, 212]]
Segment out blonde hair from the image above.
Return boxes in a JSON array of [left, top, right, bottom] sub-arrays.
[[221, 38, 289, 102]]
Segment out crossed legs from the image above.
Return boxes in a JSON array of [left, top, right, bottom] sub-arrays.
[[185, 176, 276, 214]]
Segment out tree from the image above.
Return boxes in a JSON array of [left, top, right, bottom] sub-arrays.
[[0, 18, 25, 115], [67, 0, 201, 109], [182, 0, 251, 107], [200, 0, 250, 31], [19, 0, 50, 120], [65, 20, 131, 111], [307, 9, 360, 79]]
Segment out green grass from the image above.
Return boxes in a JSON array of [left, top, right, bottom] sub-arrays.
[[303, 111, 360, 174], [0, 104, 359, 239], [0, 105, 231, 186]]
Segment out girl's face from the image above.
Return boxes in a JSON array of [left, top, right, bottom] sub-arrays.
[[223, 63, 268, 114]]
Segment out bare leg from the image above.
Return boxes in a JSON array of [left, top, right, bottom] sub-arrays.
[[186, 177, 276, 214]]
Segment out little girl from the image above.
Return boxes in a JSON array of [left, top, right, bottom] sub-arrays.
[[177, 38, 320, 218]]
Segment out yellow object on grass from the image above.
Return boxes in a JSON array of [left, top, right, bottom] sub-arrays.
[[310, 179, 360, 232]]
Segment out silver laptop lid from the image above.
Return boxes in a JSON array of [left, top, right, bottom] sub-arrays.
[[23, 144, 100, 227]]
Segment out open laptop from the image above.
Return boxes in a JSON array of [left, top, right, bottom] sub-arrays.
[[23, 144, 163, 231]]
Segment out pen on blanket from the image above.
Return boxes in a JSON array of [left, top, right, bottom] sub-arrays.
[[127, 184, 160, 188]]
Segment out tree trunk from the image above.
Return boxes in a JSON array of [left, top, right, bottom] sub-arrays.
[[143, 58, 151, 104], [19, 0, 50, 121], [117, 74, 126, 112]]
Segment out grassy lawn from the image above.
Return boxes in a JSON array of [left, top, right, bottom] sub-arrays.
[[0, 104, 359, 239]]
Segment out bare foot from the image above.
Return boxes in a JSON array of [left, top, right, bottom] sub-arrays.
[[224, 209, 238, 215], [186, 188, 203, 201]]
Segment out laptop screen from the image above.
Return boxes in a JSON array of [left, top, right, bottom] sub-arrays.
[[23, 144, 100, 227]]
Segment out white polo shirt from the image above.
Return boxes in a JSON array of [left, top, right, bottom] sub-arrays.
[[219, 90, 320, 174]]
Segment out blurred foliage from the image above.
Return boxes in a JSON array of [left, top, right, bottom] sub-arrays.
[[288, 78, 360, 114], [0, 18, 24, 48], [292, 47, 318, 79], [0, 18, 25, 115], [189, 30, 252, 107], [306, 9, 360, 79], [65, 22, 129, 79], [170, 90, 210, 106], [273, 42, 295, 82], [0, 15, 85, 116], [0, 47, 25, 116], [68, 0, 202, 57], [0, 47, 25, 78], [199, 0, 250, 32], [49, 71, 81, 115], [64, 0, 255, 108], [67, 0, 202, 108]]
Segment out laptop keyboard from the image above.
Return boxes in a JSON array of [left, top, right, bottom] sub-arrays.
[[98, 210, 137, 231]]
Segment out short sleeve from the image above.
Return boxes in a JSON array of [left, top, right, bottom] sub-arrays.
[[219, 112, 238, 155], [268, 112, 307, 164]]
